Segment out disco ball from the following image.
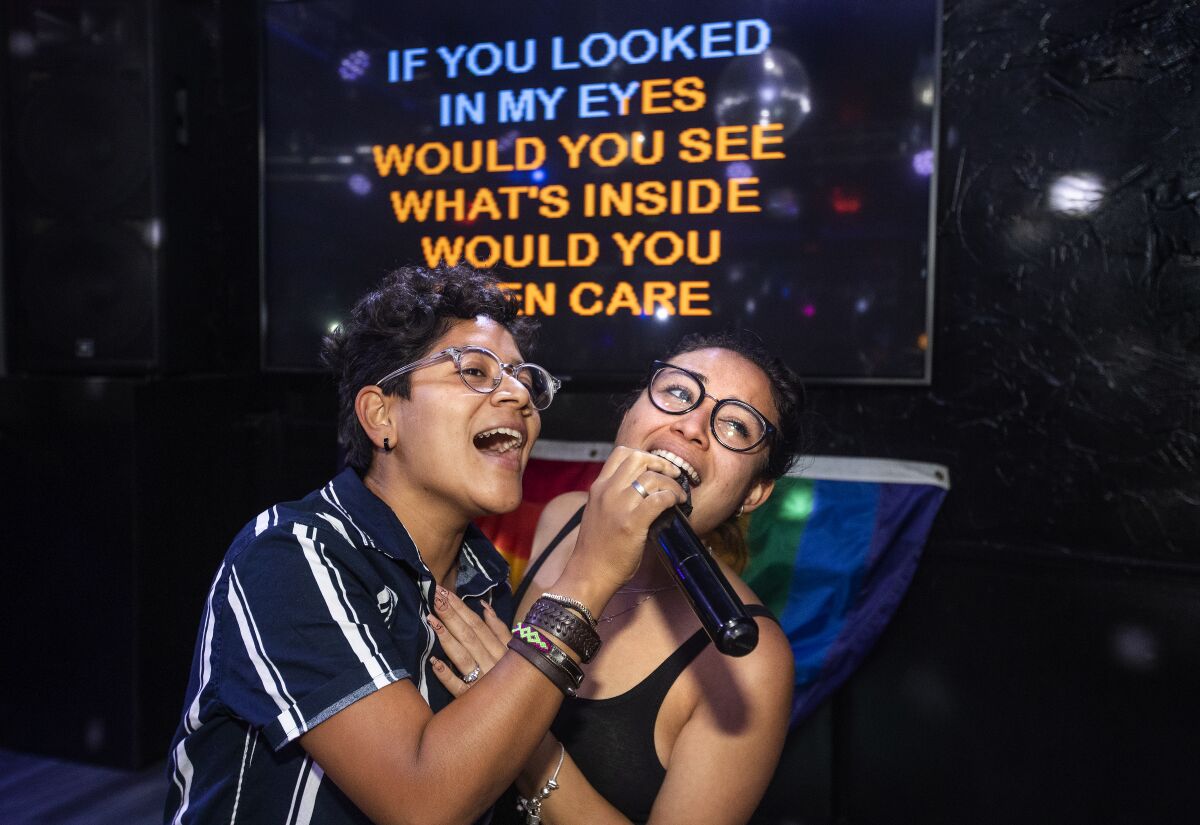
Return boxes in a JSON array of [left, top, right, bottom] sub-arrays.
[[714, 47, 813, 137]]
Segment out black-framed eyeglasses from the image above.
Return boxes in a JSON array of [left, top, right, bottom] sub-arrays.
[[375, 346, 561, 410], [647, 360, 776, 452]]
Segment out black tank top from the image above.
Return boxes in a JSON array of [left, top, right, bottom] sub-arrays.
[[511, 506, 776, 824]]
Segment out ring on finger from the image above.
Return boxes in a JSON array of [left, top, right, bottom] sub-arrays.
[[631, 479, 649, 499], [462, 665, 482, 684]]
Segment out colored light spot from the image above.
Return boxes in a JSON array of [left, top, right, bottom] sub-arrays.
[[778, 484, 815, 521]]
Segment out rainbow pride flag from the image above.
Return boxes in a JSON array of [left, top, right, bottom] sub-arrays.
[[743, 457, 949, 723], [477, 441, 950, 724]]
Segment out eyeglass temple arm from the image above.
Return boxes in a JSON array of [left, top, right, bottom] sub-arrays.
[[374, 349, 455, 387]]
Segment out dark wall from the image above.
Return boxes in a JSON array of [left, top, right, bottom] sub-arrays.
[[831, 547, 1200, 823], [836, 0, 1199, 560], [787, 1, 1200, 820]]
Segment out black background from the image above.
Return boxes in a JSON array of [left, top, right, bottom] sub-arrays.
[[1, 0, 1198, 820]]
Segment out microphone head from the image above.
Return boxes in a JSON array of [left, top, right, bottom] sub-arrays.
[[678, 474, 693, 518]]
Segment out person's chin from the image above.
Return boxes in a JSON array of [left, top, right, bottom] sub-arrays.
[[474, 489, 522, 517], [465, 452, 525, 511]]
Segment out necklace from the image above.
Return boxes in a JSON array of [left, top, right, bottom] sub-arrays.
[[616, 583, 671, 594], [600, 586, 672, 623]]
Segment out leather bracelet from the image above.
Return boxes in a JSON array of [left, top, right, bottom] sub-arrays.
[[539, 592, 599, 627], [527, 598, 602, 662], [510, 629, 586, 688], [508, 637, 580, 696], [512, 622, 594, 683]]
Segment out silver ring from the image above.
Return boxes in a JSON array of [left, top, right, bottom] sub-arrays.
[[631, 479, 649, 499], [462, 665, 482, 684]]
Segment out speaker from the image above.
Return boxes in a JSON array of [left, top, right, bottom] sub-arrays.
[[1, 0, 257, 375]]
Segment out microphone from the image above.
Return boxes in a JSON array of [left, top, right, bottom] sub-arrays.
[[649, 475, 759, 657]]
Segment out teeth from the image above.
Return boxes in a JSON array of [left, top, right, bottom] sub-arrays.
[[650, 449, 701, 486], [475, 427, 524, 453]]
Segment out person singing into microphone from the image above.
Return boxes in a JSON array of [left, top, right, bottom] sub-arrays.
[[430, 332, 806, 825], [164, 265, 689, 825]]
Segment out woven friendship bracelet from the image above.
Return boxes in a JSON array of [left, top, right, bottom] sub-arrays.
[[507, 637, 580, 696], [512, 621, 553, 653], [527, 599, 602, 662], [539, 592, 599, 628]]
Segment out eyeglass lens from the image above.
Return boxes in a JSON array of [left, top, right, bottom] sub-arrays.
[[649, 367, 766, 450], [456, 348, 555, 410]]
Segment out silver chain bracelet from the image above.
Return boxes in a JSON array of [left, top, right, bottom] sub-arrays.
[[516, 743, 566, 825]]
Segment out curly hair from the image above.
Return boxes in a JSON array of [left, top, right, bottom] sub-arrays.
[[321, 265, 536, 474]]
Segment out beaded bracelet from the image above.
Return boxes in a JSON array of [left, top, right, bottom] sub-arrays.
[[516, 743, 566, 825], [539, 592, 599, 628], [526, 598, 601, 662]]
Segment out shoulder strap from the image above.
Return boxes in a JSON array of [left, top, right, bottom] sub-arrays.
[[513, 505, 585, 605], [745, 603, 780, 625], [659, 627, 713, 679], [634, 602, 780, 695], [643, 604, 777, 702], [647, 604, 778, 690]]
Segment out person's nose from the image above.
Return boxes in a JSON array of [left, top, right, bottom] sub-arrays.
[[670, 401, 710, 447], [492, 368, 534, 410]]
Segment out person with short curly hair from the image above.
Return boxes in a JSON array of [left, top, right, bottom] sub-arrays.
[[323, 264, 538, 474], [166, 264, 690, 825]]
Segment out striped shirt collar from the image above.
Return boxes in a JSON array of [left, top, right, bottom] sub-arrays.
[[330, 467, 509, 594]]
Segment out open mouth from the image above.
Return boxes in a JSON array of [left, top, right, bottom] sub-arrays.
[[650, 449, 701, 486], [473, 426, 525, 454]]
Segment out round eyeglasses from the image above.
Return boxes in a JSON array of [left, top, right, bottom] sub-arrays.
[[647, 360, 776, 452], [375, 346, 561, 410]]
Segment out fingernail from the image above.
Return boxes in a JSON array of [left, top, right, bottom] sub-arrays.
[[482, 601, 495, 614], [434, 586, 449, 610], [427, 615, 443, 631], [431, 657, 445, 672]]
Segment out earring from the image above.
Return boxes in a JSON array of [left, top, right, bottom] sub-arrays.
[[736, 504, 745, 519], [383, 437, 392, 452]]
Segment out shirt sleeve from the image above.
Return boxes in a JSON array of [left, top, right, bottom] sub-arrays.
[[216, 519, 413, 750]]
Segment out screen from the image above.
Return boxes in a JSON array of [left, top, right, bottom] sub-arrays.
[[262, 0, 940, 384]]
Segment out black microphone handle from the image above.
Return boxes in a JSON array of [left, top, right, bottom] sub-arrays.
[[650, 505, 759, 657]]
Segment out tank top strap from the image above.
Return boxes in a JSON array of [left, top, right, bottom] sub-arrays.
[[651, 627, 712, 688], [630, 603, 778, 709], [744, 603, 780, 625], [513, 504, 585, 605], [622, 602, 778, 729]]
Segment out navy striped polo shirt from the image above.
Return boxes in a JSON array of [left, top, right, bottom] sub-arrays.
[[165, 467, 514, 824]]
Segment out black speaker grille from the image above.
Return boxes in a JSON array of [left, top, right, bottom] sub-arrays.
[[15, 220, 157, 367], [17, 75, 151, 215]]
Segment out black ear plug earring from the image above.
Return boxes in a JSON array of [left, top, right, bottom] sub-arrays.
[[383, 437, 392, 452]]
